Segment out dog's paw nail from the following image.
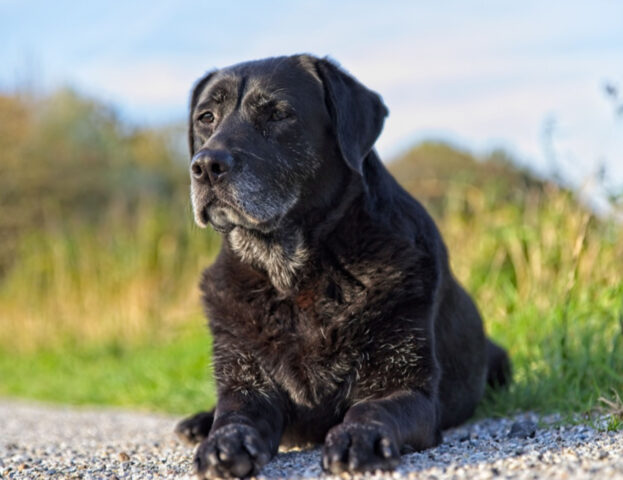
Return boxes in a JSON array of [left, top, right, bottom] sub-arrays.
[[379, 437, 393, 458], [230, 456, 253, 478], [207, 450, 219, 466]]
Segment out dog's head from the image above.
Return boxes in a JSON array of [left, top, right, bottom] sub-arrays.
[[188, 54, 388, 235]]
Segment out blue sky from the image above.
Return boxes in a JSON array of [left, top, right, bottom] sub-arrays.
[[2, 0, 622, 194]]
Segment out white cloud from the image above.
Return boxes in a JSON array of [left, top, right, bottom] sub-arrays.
[[337, 30, 623, 187], [16, 0, 619, 188], [81, 61, 196, 104]]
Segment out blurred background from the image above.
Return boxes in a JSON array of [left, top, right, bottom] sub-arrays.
[[0, 1, 622, 418]]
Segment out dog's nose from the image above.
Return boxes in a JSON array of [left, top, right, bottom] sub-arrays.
[[191, 150, 234, 184]]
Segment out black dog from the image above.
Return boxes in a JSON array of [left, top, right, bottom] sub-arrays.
[[176, 54, 510, 478]]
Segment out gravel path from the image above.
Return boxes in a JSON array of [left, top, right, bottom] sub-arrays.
[[1, 399, 622, 479]]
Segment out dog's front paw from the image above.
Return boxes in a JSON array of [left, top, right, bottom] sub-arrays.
[[194, 423, 271, 479], [322, 422, 400, 474], [175, 410, 214, 445]]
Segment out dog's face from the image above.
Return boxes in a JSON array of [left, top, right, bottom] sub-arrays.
[[189, 55, 388, 235]]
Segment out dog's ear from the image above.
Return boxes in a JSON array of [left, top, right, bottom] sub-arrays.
[[188, 70, 216, 157], [315, 58, 388, 175]]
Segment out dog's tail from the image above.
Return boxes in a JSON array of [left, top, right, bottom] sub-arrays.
[[486, 339, 512, 388]]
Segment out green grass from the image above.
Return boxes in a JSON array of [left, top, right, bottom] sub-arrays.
[[0, 85, 621, 420], [0, 320, 216, 413], [606, 416, 623, 432], [1, 170, 620, 417], [477, 286, 623, 417]]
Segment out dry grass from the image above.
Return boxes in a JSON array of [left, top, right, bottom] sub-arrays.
[[0, 201, 220, 351], [0, 91, 621, 415]]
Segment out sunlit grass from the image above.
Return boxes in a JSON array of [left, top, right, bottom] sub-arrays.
[[0, 198, 220, 351], [0, 320, 216, 413], [439, 179, 623, 417], [0, 135, 621, 417]]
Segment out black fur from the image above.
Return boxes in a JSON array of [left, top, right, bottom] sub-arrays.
[[178, 54, 511, 478]]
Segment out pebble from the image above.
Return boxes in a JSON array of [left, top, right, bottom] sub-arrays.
[[1, 400, 622, 479], [508, 420, 538, 439]]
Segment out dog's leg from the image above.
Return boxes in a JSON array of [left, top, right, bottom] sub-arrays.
[[193, 391, 284, 479], [322, 390, 441, 474], [175, 410, 215, 445]]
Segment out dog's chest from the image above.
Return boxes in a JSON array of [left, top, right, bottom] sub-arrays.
[[255, 280, 367, 407], [205, 245, 416, 408]]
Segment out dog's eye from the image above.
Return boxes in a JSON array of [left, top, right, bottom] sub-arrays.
[[269, 109, 289, 122], [198, 111, 215, 124]]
